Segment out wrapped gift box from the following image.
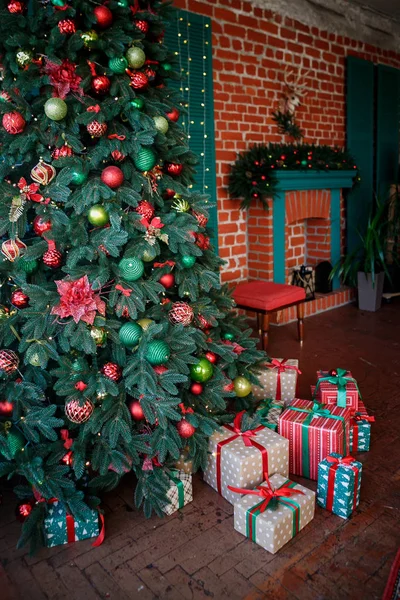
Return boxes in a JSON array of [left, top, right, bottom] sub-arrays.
[[314, 369, 359, 411], [252, 359, 300, 405], [43, 501, 100, 548], [203, 412, 289, 505], [174, 448, 194, 474], [256, 398, 285, 431], [163, 469, 192, 516], [350, 400, 375, 452], [279, 399, 351, 480], [317, 453, 362, 519], [230, 473, 315, 554]]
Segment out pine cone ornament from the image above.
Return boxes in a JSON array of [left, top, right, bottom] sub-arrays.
[[134, 19, 149, 34], [169, 302, 194, 326], [192, 210, 208, 228], [11, 289, 29, 308], [65, 399, 94, 424], [0, 350, 19, 374], [101, 362, 122, 382], [87, 120, 107, 137], [2, 111, 25, 134], [111, 150, 125, 162], [8, 1, 24, 13], [58, 19, 76, 34], [129, 71, 148, 90], [52, 144, 73, 159], [43, 243, 62, 268], [135, 200, 155, 220]]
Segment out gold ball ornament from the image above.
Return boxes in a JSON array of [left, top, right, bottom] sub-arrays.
[[153, 116, 169, 134], [90, 326, 107, 346], [126, 46, 146, 69], [137, 318, 153, 331], [16, 49, 33, 68], [81, 30, 99, 48], [233, 376, 252, 397], [44, 97, 68, 121]]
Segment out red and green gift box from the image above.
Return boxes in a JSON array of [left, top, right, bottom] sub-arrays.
[[203, 411, 289, 505], [313, 369, 360, 411], [278, 399, 351, 480], [317, 453, 362, 519], [350, 400, 375, 452], [228, 473, 315, 553], [43, 500, 104, 548]]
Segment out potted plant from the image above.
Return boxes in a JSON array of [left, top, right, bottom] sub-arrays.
[[330, 199, 391, 311]]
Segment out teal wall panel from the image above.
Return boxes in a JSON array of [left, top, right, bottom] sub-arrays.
[[376, 64, 400, 200]]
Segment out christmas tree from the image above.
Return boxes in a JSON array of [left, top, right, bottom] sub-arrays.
[[0, 0, 264, 551]]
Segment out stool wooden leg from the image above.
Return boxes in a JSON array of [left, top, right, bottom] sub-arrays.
[[297, 303, 304, 345], [256, 312, 262, 340], [261, 313, 270, 351]]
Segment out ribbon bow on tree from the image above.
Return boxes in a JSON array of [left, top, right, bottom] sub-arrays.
[[115, 284, 132, 297], [228, 473, 304, 513], [178, 402, 194, 416]]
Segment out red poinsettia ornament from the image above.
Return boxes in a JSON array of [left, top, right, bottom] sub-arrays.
[[51, 275, 105, 324], [44, 58, 82, 99]]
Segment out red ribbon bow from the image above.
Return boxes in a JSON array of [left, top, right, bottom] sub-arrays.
[[108, 133, 126, 140], [179, 402, 194, 415], [354, 414, 375, 423], [87, 105, 101, 113], [17, 178, 44, 203], [60, 429, 73, 450], [228, 410, 259, 447], [228, 473, 304, 513], [154, 260, 175, 268], [115, 284, 132, 297], [267, 359, 301, 401], [140, 216, 164, 229], [87, 61, 97, 77], [326, 455, 355, 466]]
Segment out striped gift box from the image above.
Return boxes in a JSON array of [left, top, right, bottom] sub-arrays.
[[314, 370, 359, 411], [278, 399, 351, 480]]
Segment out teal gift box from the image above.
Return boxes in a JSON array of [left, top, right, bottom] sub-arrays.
[[317, 453, 362, 519], [43, 501, 100, 548], [349, 400, 375, 452]]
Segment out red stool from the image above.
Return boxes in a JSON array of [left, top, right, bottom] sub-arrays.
[[233, 281, 306, 350]]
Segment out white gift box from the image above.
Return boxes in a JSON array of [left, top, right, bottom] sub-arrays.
[[252, 358, 300, 405]]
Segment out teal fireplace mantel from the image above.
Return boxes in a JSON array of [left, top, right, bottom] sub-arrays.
[[273, 170, 356, 290]]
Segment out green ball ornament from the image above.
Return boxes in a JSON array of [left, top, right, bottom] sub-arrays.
[[51, 0, 66, 6], [3, 427, 25, 458], [153, 116, 169, 134], [133, 148, 157, 172], [126, 47, 146, 69], [145, 340, 170, 366], [131, 98, 144, 110], [28, 352, 41, 367], [18, 258, 39, 274], [162, 62, 173, 72], [44, 97, 68, 121], [137, 318, 153, 331], [233, 376, 252, 398], [118, 257, 144, 281], [117, 0, 129, 5], [16, 50, 33, 68], [141, 245, 157, 262], [301, 160, 308, 166], [70, 169, 88, 185], [88, 205, 109, 227], [223, 332, 235, 341], [109, 57, 128, 74], [190, 358, 214, 383], [119, 322, 142, 348], [82, 30, 99, 48], [181, 255, 196, 269]]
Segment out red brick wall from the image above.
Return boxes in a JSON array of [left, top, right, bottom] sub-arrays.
[[173, 0, 400, 283]]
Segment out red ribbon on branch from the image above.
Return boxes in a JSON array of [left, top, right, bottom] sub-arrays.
[[179, 402, 194, 415], [87, 105, 101, 113], [216, 411, 268, 494], [326, 455, 359, 512], [154, 260, 175, 268], [266, 359, 302, 401], [228, 473, 304, 513], [108, 133, 126, 140], [115, 284, 132, 297], [60, 429, 73, 450]]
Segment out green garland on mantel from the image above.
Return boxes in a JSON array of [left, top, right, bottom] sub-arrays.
[[229, 143, 359, 210]]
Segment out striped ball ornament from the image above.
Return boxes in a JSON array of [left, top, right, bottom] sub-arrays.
[[133, 148, 157, 172], [119, 322, 142, 348], [145, 340, 170, 366], [118, 257, 144, 281]]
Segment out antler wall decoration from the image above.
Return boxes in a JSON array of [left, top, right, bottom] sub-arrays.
[[272, 67, 310, 140]]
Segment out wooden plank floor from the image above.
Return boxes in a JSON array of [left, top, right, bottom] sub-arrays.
[[1, 301, 400, 600]]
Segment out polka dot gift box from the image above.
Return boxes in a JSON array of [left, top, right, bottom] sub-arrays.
[[279, 399, 351, 480], [229, 473, 315, 554], [203, 411, 289, 505], [43, 501, 103, 548], [252, 359, 301, 405], [317, 453, 362, 519]]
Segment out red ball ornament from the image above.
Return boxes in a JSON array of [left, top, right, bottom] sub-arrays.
[[144, 66, 156, 82], [43, 244, 62, 268], [94, 5, 113, 29], [8, 1, 24, 13], [165, 162, 183, 177], [129, 71, 148, 91], [74, 381, 87, 391], [0, 349, 19, 374], [159, 272, 175, 289], [190, 382, 203, 395], [204, 351, 217, 365], [101, 362, 122, 382], [65, 399, 94, 424], [0, 91, 11, 102], [197, 314, 212, 330], [62, 450, 73, 466], [129, 400, 144, 420], [176, 418, 196, 438], [163, 188, 176, 199], [101, 166, 124, 188], [11, 289, 29, 308], [87, 120, 107, 137], [92, 75, 111, 95], [2, 111, 25, 134], [0, 400, 13, 417], [153, 365, 168, 375], [111, 150, 125, 163], [223, 380, 235, 392], [58, 19, 76, 34], [192, 211, 208, 228], [135, 200, 154, 220], [329, 369, 338, 377], [134, 19, 149, 34], [165, 107, 180, 122], [16, 502, 32, 523], [52, 144, 73, 160], [169, 302, 194, 326], [33, 215, 52, 236]]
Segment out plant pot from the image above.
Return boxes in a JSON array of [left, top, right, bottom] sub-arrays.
[[357, 271, 385, 312]]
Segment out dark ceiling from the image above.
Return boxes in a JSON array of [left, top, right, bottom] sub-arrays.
[[348, 0, 400, 21]]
